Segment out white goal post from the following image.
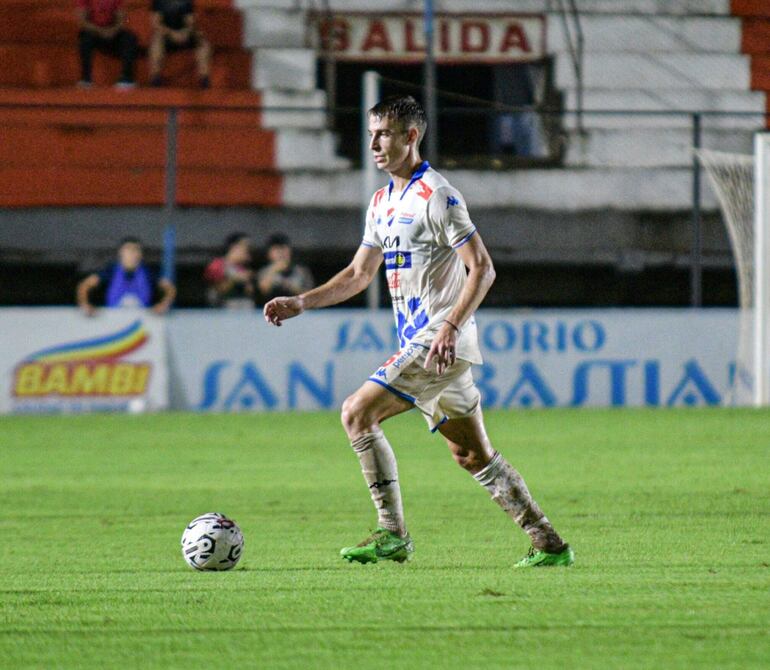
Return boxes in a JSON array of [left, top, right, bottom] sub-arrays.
[[754, 133, 770, 405], [696, 132, 770, 406]]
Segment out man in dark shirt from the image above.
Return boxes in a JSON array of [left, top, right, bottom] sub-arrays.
[[148, 0, 212, 88], [256, 233, 314, 305], [76, 237, 176, 315], [76, 0, 138, 88]]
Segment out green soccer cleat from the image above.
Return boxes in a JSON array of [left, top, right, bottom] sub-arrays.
[[340, 527, 414, 564], [514, 544, 575, 568]]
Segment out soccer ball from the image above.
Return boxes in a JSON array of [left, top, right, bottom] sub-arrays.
[[181, 512, 244, 571]]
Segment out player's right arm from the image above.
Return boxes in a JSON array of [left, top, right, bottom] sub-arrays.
[[263, 244, 381, 327]]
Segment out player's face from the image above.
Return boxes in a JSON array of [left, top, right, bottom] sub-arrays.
[[368, 115, 411, 173], [118, 242, 142, 271]]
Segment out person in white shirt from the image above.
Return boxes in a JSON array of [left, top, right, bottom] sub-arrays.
[[263, 96, 573, 568]]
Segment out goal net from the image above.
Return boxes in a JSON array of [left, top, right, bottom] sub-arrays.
[[696, 136, 770, 405]]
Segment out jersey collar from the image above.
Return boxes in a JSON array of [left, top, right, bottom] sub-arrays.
[[388, 160, 431, 201]]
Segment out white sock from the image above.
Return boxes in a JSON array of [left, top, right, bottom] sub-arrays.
[[350, 430, 406, 536], [473, 451, 564, 551]]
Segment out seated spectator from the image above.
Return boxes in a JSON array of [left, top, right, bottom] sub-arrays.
[[148, 0, 212, 89], [203, 232, 255, 309], [256, 233, 313, 304], [76, 0, 138, 88], [76, 237, 176, 315]]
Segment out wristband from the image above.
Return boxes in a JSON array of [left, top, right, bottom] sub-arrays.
[[444, 319, 460, 332]]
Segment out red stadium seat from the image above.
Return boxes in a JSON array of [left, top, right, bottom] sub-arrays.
[[0, 1, 284, 206], [732, 0, 770, 125]]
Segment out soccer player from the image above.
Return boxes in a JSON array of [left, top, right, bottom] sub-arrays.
[[263, 96, 573, 568]]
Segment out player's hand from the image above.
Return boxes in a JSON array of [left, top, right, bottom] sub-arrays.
[[151, 302, 170, 315], [79, 304, 97, 318], [424, 322, 458, 375], [263, 295, 304, 327]]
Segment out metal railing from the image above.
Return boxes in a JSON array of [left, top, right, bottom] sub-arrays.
[[554, 0, 585, 133]]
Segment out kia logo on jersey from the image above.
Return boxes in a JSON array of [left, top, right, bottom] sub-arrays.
[[382, 236, 400, 248]]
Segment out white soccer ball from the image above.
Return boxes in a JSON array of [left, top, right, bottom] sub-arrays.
[[181, 512, 244, 571]]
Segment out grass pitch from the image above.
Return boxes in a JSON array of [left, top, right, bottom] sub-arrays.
[[1, 408, 768, 669]]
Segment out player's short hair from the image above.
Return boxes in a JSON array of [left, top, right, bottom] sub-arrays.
[[368, 96, 427, 145]]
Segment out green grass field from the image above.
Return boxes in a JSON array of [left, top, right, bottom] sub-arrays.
[[1, 409, 768, 669]]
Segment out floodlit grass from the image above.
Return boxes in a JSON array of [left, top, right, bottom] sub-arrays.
[[1, 409, 768, 669]]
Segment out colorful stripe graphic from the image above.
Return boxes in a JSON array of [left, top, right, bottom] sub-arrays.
[[24, 320, 149, 363]]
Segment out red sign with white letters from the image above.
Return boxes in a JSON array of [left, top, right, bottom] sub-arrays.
[[313, 13, 547, 63]]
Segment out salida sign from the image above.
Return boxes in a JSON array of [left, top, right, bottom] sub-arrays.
[[314, 13, 546, 63]]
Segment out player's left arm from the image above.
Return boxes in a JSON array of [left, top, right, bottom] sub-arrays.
[[424, 233, 495, 374], [264, 244, 381, 326]]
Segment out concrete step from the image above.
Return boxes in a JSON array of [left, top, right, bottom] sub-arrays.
[[234, 0, 729, 16], [564, 127, 754, 167], [548, 14, 740, 54], [261, 89, 327, 130], [282, 166, 717, 211], [561, 89, 766, 128], [242, 6, 307, 49], [556, 53, 750, 90], [251, 48, 316, 90], [276, 129, 350, 170]]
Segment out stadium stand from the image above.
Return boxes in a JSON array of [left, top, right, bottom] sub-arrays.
[[0, 0, 343, 207], [0, 88, 284, 206], [241, 0, 765, 209], [0, 0, 248, 87], [733, 0, 770, 105], [1, 0, 764, 209], [556, 0, 764, 168], [0, 0, 766, 307]]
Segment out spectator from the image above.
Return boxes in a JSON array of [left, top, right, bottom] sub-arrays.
[[491, 64, 546, 158], [76, 0, 138, 88], [76, 237, 176, 315], [256, 233, 313, 304], [148, 0, 212, 89], [203, 232, 255, 309]]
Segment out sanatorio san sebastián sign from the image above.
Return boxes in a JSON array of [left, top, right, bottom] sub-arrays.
[[313, 13, 547, 63]]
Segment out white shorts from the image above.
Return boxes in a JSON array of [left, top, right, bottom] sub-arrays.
[[367, 341, 481, 432]]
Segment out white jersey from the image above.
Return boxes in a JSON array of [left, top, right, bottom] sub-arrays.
[[362, 161, 483, 365]]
